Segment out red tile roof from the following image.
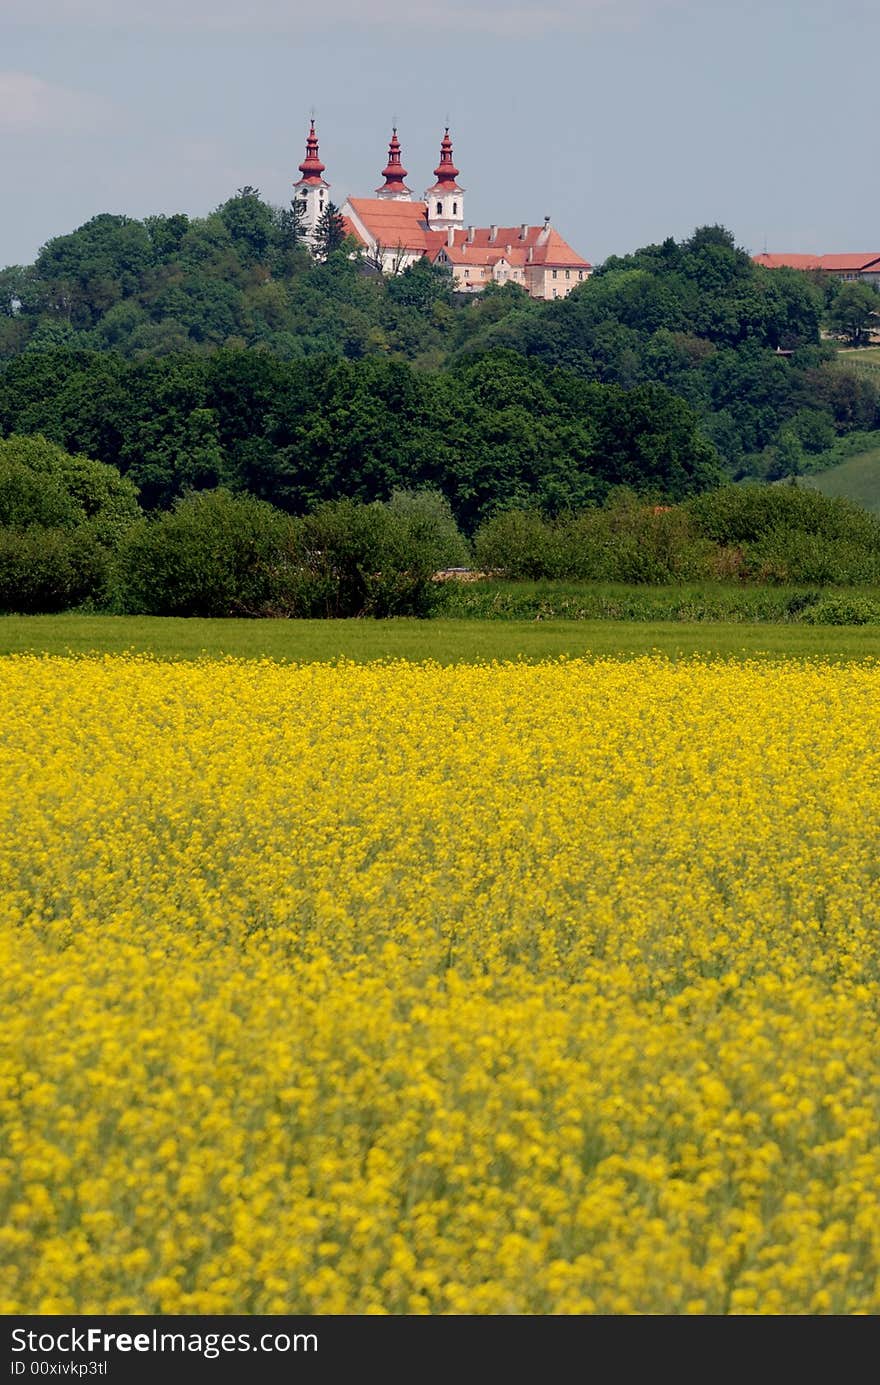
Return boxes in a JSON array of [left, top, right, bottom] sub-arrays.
[[817, 254, 880, 272], [431, 227, 590, 271], [342, 202, 591, 272], [754, 252, 880, 272], [753, 253, 822, 270], [346, 198, 434, 251], [446, 225, 588, 261]]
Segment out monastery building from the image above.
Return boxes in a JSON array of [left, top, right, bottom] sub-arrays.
[[293, 121, 592, 300]]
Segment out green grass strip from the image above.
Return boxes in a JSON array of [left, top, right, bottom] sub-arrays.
[[1, 614, 878, 663]]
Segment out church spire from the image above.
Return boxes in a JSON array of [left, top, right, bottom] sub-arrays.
[[295, 118, 327, 185], [376, 127, 413, 200], [292, 118, 330, 250], [428, 128, 462, 192], [425, 127, 464, 232]]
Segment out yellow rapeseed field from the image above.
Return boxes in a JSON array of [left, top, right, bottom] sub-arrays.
[[1, 653, 879, 1315]]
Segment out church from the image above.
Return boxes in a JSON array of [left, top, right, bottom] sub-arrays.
[[293, 121, 592, 300]]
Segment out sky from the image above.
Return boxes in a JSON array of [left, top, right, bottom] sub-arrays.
[[1, 0, 877, 269]]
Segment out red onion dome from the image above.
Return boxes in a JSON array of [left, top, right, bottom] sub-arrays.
[[381, 128, 408, 182], [432, 128, 460, 185], [297, 119, 326, 182]]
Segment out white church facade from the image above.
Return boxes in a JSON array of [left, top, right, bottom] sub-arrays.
[[292, 122, 592, 300]]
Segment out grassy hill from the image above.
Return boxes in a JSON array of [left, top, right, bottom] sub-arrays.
[[802, 437, 880, 514]]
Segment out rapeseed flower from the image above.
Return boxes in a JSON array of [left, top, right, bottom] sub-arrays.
[[1, 653, 879, 1313]]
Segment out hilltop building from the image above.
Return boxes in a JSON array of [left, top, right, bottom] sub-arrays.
[[293, 122, 592, 300], [753, 252, 880, 288]]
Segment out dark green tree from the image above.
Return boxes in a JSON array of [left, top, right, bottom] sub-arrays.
[[282, 197, 308, 245], [218, 188, 275, 262], [826, 282, 879, 347], [144, 213, 190, 260], [0, 266, 38, 317], [314, 202, 348, 260]]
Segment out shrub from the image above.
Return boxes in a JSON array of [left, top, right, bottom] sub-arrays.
[[593, 491, 714, 581], [742, 530, 880, 585], [684, 482, 880, 547], [385, 488, 470, 570], [0, 458, 79, 530], [298, 490, 469, 617], [114, 489, 300, 616], [0, 525, 111, 613], [681, 484, 880, 584], [113, 487, 468, 618], [801, 594, 880, 625], [474, 494, 714, 583], [0, 434, 140, 545], [473, 510, 562, 580]]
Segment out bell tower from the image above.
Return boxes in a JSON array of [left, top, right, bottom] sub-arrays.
[[292, 119, 330, 247], [424, 128, 464, 233]]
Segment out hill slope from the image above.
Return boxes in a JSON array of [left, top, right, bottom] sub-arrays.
[[803, 442, 880, 514]]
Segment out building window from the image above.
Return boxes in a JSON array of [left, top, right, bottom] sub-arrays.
[[552, 269, 557, 279], [436, 202, 443, 216], [578, 271, 584, 280], [565, 270, 570, 279], [453, 202, 458, 215], [552, 289, 557, 298]]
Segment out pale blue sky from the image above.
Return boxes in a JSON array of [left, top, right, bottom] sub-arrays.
[[1, 0, 877, 269]]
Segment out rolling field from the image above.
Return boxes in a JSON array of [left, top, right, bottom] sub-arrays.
[[804, 444, 880, 515], [2, 651, 880, 1314]]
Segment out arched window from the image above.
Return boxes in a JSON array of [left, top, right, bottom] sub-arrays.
[[436, 202, 442, 216], [453, 201, 458, 215]]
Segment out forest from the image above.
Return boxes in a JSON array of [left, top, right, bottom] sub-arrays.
[[1, 194, 877, 514]]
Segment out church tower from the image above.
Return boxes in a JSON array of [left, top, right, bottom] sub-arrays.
[[375, 128, 413, 201], [424, 128, 464, 233], [292, 119, 330, 246]]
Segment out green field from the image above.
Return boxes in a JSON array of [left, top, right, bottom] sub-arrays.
[[1, 613, 878, 663], [803, 443, 880, 514]]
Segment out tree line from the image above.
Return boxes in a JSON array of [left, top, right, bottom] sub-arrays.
[[0, 349, 721, 531], [3, 434, 880, 619], [1, 201, 878, 483]]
